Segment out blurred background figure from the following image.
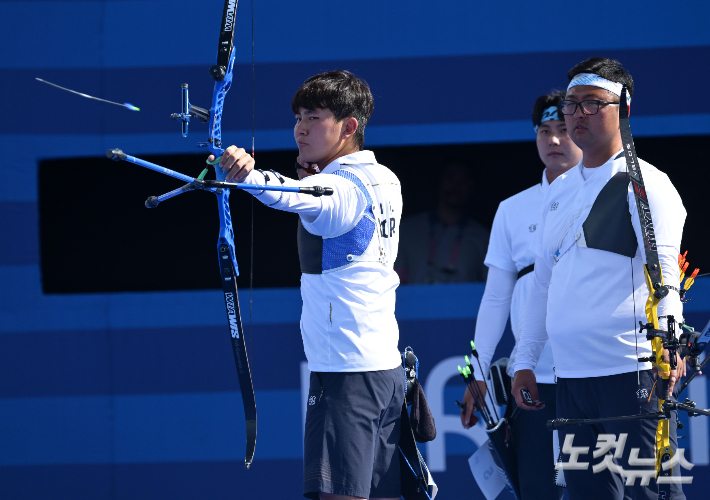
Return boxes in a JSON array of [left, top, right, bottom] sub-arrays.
[[396, 163, 489, 284]]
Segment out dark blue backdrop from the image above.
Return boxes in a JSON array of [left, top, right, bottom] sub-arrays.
[[1, 1, 709, 498]]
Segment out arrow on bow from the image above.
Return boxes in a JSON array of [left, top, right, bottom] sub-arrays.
[[106, 0, 331, 469]]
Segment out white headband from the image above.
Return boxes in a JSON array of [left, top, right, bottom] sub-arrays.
[[534, 105, 562, 132], [567, 73, 629, 104]]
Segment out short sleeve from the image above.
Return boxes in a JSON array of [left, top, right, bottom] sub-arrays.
[[483, 202, 517, 273]]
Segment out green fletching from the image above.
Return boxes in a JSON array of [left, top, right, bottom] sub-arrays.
[[123, 103, 140, 111], [465, 355, 471, 366], [470, 340, 475, 349], [197, 168, 209, 180], [458, 366, 464, 375]]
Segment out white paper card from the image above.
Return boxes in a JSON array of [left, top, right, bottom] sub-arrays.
[[468, 443, 505, 500], [553, 429, 566, 487]]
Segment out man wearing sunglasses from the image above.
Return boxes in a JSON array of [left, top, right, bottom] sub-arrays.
[[511, 58, 687, 499]]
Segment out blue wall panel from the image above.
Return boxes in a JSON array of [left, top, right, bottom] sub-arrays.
[[1, 1, 708, 499], [0, 202, 39, 265], [9, 47, 710, 135]]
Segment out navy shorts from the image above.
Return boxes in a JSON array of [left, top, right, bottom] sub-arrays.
[[557, 370, 685, 500], [303, 367, 404, 499]]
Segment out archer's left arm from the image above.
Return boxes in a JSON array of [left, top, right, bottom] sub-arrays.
[[629, 166, 687, 329]]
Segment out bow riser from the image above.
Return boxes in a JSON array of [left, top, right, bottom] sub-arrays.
[[642, 266, 673, 479], [217, 191, 238, 276], [209, 78, 233, 175]]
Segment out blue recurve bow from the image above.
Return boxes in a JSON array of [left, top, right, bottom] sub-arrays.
[[107, 0, 331, 469]]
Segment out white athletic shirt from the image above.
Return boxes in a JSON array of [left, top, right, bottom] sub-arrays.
[[241, 150, 403, 372], [514, 152, 686, 378], [475, 170, 556, 384]]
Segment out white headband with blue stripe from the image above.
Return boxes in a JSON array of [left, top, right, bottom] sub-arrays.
[[567, 73, 629, 104]]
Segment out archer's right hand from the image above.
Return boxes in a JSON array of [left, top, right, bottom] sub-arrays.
[[296, 156, 319, 180], [512, 369, 545, 410], [460, 380, 487, 429]]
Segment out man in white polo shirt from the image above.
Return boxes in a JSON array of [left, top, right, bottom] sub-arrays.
[[511, 57, 686, 499], [214, 70, 403, 500], [461, 90, 581, 499]]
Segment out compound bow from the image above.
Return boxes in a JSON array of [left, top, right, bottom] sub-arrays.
[[106, 0, 331, 469]]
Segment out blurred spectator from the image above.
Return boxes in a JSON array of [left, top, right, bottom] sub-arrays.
[[395, 163, 489, 284]]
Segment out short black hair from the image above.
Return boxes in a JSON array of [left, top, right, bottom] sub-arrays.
[[291, 70, 374, 150], [532, 90, 566, 128], [567, 57, 634, 99]]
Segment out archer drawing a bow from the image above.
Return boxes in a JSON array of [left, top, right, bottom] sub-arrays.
[[106, 0, 332, 469]]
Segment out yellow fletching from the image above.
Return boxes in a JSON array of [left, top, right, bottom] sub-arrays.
[[680, 261, 689, 282]]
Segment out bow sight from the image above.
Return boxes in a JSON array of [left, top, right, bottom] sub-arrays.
[[171, 84, 210, 138]]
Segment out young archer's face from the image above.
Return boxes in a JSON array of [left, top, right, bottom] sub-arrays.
[[294, 107, 350, 166], [536, 119, 582, 171]]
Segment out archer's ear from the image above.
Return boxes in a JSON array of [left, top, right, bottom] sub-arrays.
[[342, 117, 359, 139]]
